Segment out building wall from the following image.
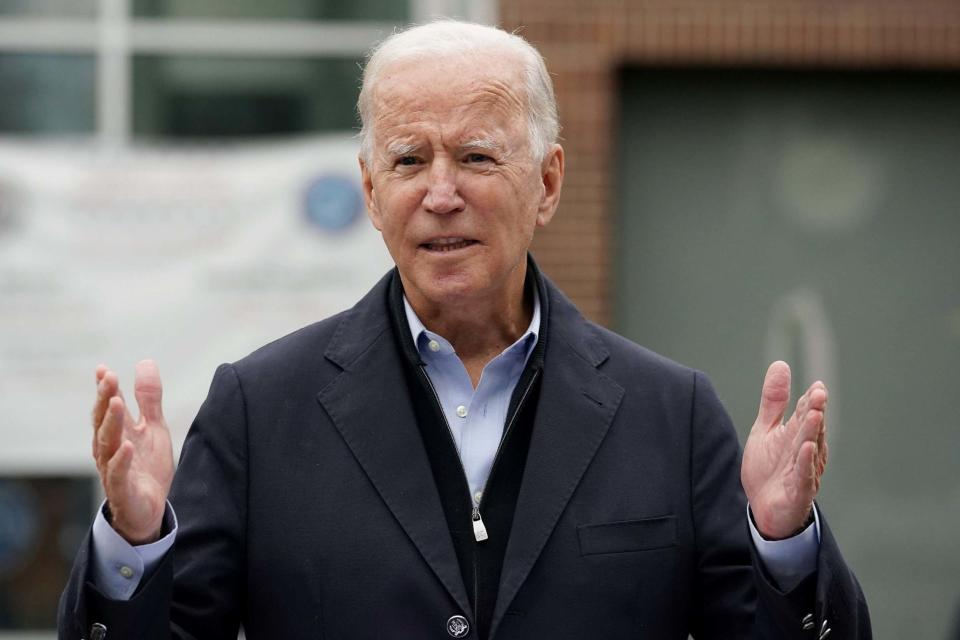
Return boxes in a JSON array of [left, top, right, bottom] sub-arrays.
[[500, 0, 960, 325]]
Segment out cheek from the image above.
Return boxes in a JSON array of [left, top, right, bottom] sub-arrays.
[[373, 184, 421, 236]]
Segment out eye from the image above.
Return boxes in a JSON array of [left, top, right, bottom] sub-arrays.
[[396, 156, 419, 167], [465, 153, 492, 164]]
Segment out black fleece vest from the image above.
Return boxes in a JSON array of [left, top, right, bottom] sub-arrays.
[[386, 268, 547, 639]]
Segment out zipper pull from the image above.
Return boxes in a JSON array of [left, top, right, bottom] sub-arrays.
[[472, 507, 488, 542]]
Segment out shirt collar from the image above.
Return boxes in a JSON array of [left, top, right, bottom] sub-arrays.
[[402, 280, 541, 362]]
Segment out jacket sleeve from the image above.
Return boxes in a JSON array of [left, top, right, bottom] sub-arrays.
[[58, 363, 249, 640], [688, 370, 871, 639]]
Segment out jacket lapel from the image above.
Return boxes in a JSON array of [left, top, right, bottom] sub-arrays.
[[490, 280, 625, 637], [315, 274, 473, 619]]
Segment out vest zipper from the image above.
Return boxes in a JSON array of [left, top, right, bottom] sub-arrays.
[[419, 364, 540, 630], [472, 507, 489, 541], [473, 367, 540, 627], [417, 366, 480, 537], [419, 365, 541, 542], [477, 368, 540, 516]]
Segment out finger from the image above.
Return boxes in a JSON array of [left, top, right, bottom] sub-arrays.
[[817, 415, 829, 472], [791, 408, 823, 468], [105, 440, 135, 506], [134, 359, 165, 425], [95, 364, 108, 384], [806, 382, 827, 412], [757, 361, 791, 429], [818, 437, 829, 474], [97, 396, 125, 473], [92, 370, 120, 460], [796, 385, 827, 431], [798, 406, 822, 443], [92, 369, 118, 433], [788, 389, 809, 432], [795, 440, 820, 500], [789, 381, 826, 432]]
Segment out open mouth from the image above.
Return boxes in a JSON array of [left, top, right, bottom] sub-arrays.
[[420, 238, 478, 252]]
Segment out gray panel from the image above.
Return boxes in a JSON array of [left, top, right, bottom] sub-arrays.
[[616, 69, 960, 639]]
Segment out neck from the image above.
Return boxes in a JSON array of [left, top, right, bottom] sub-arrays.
[[402, 266, 533, 386]]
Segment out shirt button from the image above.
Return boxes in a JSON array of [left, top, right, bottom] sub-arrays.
[[474, 490, 484, 504], [428, 340, 441, 352], [119, 565, 134, 579], [456, 405, 468, 418]]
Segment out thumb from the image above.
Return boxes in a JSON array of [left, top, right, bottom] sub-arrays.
[[757, 360, 791, 429], [134, 359, 165, 424]]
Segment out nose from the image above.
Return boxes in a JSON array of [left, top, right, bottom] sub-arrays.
[[422, 158, 465, 215]]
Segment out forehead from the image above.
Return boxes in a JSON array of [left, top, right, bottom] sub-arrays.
[[370, 54, 527, 144]]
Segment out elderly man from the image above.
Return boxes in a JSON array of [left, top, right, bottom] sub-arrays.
[[59, 20, 870, 640]]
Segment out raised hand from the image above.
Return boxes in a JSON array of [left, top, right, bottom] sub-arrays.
[[741, 361, 828, 540], [92, 360, 175, 544]]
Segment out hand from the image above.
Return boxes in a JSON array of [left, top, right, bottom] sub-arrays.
[[741, 361, 828, 540], [92, 360, 174, 544]]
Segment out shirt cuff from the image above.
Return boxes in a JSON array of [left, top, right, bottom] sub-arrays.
[[90, 500, 178, 600], [747, 503, 821, 593]]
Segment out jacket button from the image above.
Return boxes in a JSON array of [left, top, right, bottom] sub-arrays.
[[446, 614, 470, 637]]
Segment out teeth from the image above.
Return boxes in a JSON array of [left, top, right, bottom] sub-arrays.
[[425, 238, 474, 252]]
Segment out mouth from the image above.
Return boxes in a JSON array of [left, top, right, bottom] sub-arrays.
[[420, 237, 479, 253]]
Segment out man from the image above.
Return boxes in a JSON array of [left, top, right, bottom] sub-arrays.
[[59, 20, 871, 639]]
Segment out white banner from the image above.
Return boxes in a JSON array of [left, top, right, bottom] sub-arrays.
[[0, 135, 393, 472]]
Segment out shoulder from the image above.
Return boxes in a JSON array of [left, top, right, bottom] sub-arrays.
[[224, 270, 395, 386], [233, 310, 351, 373], [587, 322, 700, 393], [539, 269, 699, 395]]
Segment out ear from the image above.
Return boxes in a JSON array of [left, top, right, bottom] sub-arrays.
[[536, 144, 564, 227], [359, 155, 383, 231]]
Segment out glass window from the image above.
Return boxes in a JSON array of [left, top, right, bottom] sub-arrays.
[[0, 0, 97, 17], [0, 476, 96, 630], [133, 56, 362, 139], [0, 54, 96, 134], [132, 0, 408, 22]]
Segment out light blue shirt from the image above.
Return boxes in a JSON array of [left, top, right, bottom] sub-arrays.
[[402, 292, 540, 505], [90, 286, 819, 599]]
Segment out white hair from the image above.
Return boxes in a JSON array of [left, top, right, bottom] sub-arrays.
[[357, 20, 560, 164]]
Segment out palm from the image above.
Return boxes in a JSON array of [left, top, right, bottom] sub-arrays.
[[93, 360, 175, 544], [741, 361, 828, 539]]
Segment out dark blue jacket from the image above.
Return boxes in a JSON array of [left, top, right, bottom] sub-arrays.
[[59, 267, 871, 639]]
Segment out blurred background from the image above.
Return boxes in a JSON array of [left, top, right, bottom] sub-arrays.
[[0, 0, 957, 637]]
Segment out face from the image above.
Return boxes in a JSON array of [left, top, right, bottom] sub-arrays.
[[360, 53, 563, 312]]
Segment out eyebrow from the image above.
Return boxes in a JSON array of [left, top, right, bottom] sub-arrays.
[[383, 138, 507, 158], [460, 138, 505, 154], [385, 141, 420, 157]]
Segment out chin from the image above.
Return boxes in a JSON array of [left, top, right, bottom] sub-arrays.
[[425, 277, 484, 302], [414, 269, 492, 305]]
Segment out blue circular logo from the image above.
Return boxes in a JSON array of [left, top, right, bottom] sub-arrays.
[[303, 174, 364, 233]]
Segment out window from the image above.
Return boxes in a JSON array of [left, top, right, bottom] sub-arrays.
[[0, 0, 495, 143], [131, 0, 408, 22], [0, 0, 97, 17], [132, 56, 362, 138], [0, 54, 95, 133]]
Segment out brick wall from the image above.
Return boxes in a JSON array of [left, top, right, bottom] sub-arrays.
[[500, 0, 960, 325]]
